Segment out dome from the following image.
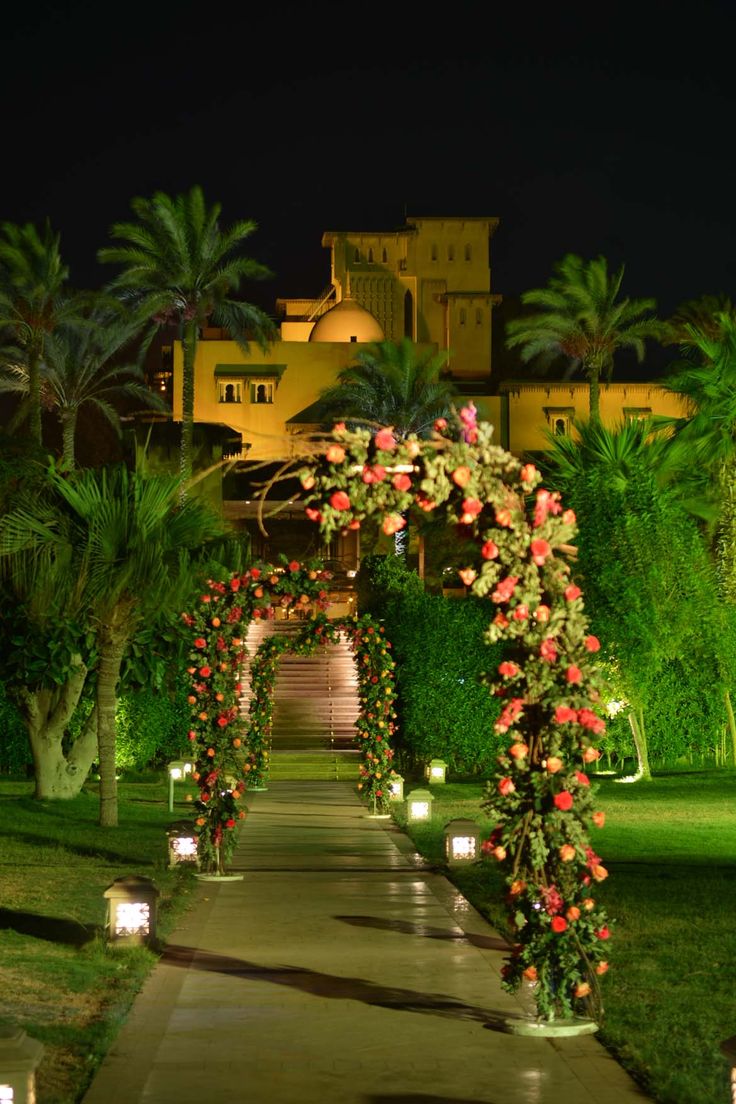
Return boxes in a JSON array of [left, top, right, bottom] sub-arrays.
[[308, 295, 385, 343]]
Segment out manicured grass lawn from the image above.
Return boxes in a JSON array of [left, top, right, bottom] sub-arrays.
[[392, 770, 736, 1104], [0, 775, 200, 1104]]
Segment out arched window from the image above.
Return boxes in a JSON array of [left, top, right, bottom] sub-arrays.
[[459, 308, 466, 326], [465, 244, 472, 261], [368, 247, 374, 263], [554, 418, 567, 436], [448, 244, 455, 261], [475, 307, 483, 325], [382, 248, 388, 263], [404, 289, 414, 339], [250, 381, 274, 404], [354, 248, 360, 263], [218, 380, 242, 403], [431, 244, 438, 261]]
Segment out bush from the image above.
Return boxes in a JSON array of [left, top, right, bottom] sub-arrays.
[[115, 683, 191, 771], [357, 555, 504, 775], [0, 683, 31, 776]]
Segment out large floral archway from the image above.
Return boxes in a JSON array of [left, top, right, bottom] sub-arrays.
[[297, 408, 611, 1024]]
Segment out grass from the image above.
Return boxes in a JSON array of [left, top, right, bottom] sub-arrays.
[[391, 770, 736, 1104], [0, 775, 200, 1104]]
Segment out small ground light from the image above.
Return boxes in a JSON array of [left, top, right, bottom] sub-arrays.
[[389, 774, 404, 801], [407, 788, 434, 822], [166, 821, 200, 869], [0, 1026, 44, 1104], [168, 759, 193, 812], [427, 759, 448, 784], [443, 818, 481, 866], [104, 875, 160, 947]]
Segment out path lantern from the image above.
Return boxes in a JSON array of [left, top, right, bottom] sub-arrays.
[[444, 818, 481, 866], [0, 1027, 44, 1104], [721, 1036, 736, 1104], [427, 758, 448, 784], [406, 788, 434, 822], [166, 821, 200, 868], [388, 774, 404, 801], [104, 875, 160, 947]]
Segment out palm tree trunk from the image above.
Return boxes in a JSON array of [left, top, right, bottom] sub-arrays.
[[587, 366, 601, 425], [180, 320, 198, 485], [61, 410, 77, 469], [96, 616, 129, 827], [28, 347, 42, 446]]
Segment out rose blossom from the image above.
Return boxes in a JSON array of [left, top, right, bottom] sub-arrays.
[[498, 777, 516, 796], [575, 771, 590, 786], [481, 539, 499, 560], [326, 444, 345, 463], [498, 661, 519, 677], [566, 665, 583, 685], [452, 466, 471, 487], [554, 705, 578, 724], [546, 756, 563, 774], [550, 916, 568, 933], [458, 568, 477, 586], [559, 844, 576, 861], [383, 514, 406, 535], [523, 965, 538, 981], [540, 637, 558, 663], [595, 926, 611, 940], [565, 584, 582, 601], [375, 429, 396, 451], [509, 742, 529, 759], [575, 981, 592, 998], [392, 473, 412, 492], [554, 791, 574, 811], [592, 811, 606, 828], [534, 604, 551, 622], [330, 491, 351, 511], [530, 538, 552, 565], [566, 906, 581, 921]]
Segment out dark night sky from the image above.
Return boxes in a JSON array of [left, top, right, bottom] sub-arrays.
[[1, 0, 734, 333]]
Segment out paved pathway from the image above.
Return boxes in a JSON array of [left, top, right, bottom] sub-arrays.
[[82, 781, 651, 1104]]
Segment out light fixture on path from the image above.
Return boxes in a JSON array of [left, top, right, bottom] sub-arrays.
[[427, 758, 448, 784], [443, 818, 481, 865], [0, 1026, 44, 1104], [406, 788, 434, 822], [167, 759, 193, 812], [388, 774, 404, 801], [103, 875, 160, 947], [166, 821, 200, 868]]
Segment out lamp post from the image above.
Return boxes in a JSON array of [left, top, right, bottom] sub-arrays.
[[167, 759, 193, 813], [103, 875, 160, 947], [406, 788, 434, 822], [0, 1027, 44, 1104], [443, 818, 481, 866]]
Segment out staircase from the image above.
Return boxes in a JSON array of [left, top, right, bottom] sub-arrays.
[[239, 619, 361, 781]]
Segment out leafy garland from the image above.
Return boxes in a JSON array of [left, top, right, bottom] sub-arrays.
[[298, 411, 611, 1022], [246, 612, 399, 813], [181, 556, 332, 874]]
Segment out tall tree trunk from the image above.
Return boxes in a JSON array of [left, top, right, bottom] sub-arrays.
[[61, 410, 77, 469], [628, 707, 652, 781], [27, 346, 42, 446], [96, 615, 129, 827], [587, 365, 601, 426], [180, 321, 198, 486], [17, 659, 98, 798]]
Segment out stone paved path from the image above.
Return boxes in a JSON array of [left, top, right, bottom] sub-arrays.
[[81, 781, 652, 1104]]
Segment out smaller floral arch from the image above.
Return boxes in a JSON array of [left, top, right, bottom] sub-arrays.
[[245, 612, 399, 812]]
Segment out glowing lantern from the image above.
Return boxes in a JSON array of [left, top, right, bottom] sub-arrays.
[[721, 1036, 736, 1104], [0, 1027, 44, 1104], [167, 759, 193, 812], [166, 821, 200, 869], [427, 759, 448, 784], [406, 788, 434, 822], [443, 819, 481, 866], [104, 875, 160, 947], [388, 774, 404, 801]]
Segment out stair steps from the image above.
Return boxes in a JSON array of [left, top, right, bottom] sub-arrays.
[[239, 619, 360, 780]]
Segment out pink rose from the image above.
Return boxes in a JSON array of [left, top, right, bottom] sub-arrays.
[[375, 429, 396, 451], [498, 777, 516, 796], [540, 638, 558, 663]]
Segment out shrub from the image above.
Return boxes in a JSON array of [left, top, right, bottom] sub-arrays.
[[0, 683, 31, 776], [115, 683, 191, 771]]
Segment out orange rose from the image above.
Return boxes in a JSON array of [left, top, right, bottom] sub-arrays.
[[582, 897, 595, 911], [523, 966, 537, 981], [211, 617, 221, 627], [559, 844, 576, 862], [206, 747, 216, 758], [575, 981, 591, 998], [546, 756, 563, 774], [566, 906, 581, 922], [232, 737, 242, 748], [592, 811, 606, 828], [509, 743, 529, 759], [596, 961, 609, 975], [591, 864, 608, 882]]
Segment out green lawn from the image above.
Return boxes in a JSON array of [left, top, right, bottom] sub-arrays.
[[391, 771, 736, 1104], [0, 776, 199, 1104]]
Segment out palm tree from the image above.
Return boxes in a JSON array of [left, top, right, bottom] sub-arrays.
[[317, 337, 458, 555], [662, 293, 736, 347], [97, 186, 277, 483], [0, 462, 227, 824], [0, 310, 169, 467], [505, 254, 665, 423], [0, 220, 79, 446]]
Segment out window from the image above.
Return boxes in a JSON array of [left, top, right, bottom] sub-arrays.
[[218, 381, 242, 403], [382, 248, 388, 263], [250, 381, 274, 404], [475, 307, 483, 325], [459, 308, 466, 326], [448, 244, 455, 261], [465, 244, 472, 261], [354, 248, 360, 263], [431, 243, 438, 261], [368, 247, 374, 263], [623, 406, 652, 422], [544, 407, 574, 437]]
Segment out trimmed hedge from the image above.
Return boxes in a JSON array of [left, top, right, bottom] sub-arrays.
[[358, 554, 504, 775]]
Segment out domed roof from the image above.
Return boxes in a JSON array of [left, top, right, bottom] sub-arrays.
[[308, 295, 384, 343]]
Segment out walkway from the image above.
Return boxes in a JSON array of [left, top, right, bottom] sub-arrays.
[[82, 781, 651, 1104]]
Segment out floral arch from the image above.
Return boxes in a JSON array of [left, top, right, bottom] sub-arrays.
[[295, 407, 611, 1024]]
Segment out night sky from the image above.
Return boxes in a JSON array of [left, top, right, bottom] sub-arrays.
[[1, 0, 734, 346]]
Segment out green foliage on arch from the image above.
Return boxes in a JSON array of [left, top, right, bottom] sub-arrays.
[[246, 612, 399, 812]]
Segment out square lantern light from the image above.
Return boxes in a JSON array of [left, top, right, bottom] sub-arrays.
[[721, 1036, 736, 1104], [0, 1027, 44, 1104], [388, 774, 404, 801], [104, 875, 160, 947], [443, 818, 482, 866], [427, 759, 448, 784], [406, 788, 434, 822], [166, 820, 200, 869], [168, 759, 193, 812]]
